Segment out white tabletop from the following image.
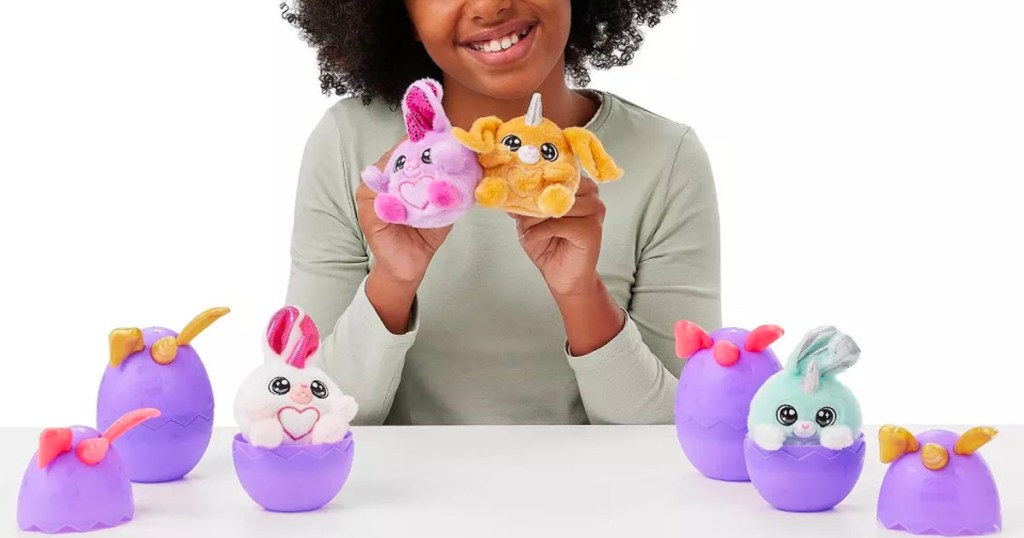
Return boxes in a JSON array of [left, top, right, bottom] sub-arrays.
[[2, 425, 1020, 537]]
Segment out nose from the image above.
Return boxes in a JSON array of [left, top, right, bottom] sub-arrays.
[[467, 0, 512, 20], [290, 384, 312, 405], [518, 145, 540, 165], [405, 159, 421, 172]]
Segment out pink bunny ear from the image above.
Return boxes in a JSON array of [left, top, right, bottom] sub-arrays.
[[674, 320, 712, 359], [403, 78, 449, 142], [37, 428, 73, 469], [265, 306, 320, 369]]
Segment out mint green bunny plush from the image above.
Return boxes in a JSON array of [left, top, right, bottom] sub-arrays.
[[748, 326, 862, 451]]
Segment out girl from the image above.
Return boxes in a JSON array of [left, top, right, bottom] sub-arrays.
[[282, 0, 720, 425]]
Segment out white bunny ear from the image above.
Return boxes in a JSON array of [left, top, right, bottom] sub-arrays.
[[263, 306, 320, 368], [402, 78, 450, 142]]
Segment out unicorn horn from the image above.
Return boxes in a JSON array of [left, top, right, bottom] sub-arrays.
[[150, 307, 230, 365], [525, 93, 543, 126]]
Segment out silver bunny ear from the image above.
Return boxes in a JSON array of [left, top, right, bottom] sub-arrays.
[[786, 326, 837, 373], [525, 93, 543, 126], [818, 333, 861, 376], [802, 361, 820, 394]]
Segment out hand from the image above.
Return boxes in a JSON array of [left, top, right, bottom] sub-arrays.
[[752, 424, 787, 451], [819, 425, 855, 450], [513, 178, 605, 297], [358, 139, 453, 285], [513, 179, 624, 356], [247, 418, 285, 448], [358, 140, 452, 333]]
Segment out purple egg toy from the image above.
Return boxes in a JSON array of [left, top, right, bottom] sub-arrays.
[[744, 434, 865, 512], [877, 425, 1001, 536], [96, 307, 229, 483], [673, 321, 784, 481], [17, 409, 161, 533], [232, 431, 355, 512]]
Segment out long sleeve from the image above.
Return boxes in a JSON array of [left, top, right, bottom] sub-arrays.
[[284, 110, 418, 425], [567, 127, 722, 424]]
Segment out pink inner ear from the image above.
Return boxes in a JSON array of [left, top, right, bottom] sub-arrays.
[[674, 320, 712, 359], [37, 428, 73, 469], [404, 86, 436, 143], [745, 324, 784, 352], [285, 314, 320, 369], [267, 306, 300, 355]]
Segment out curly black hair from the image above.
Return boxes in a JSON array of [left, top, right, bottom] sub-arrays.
[[281, 1, 676, 106]]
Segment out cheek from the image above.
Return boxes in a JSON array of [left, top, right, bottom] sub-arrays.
[[405, 1, 460, 50]]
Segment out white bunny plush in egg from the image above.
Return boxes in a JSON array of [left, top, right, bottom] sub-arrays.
[[233, 306, 358, 448]]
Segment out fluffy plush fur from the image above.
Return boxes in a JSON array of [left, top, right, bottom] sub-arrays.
[[453, 93, 623, 218], [361, 78, 482, 229], [748, 326, 862, 451], [233, 306, 358, 448]]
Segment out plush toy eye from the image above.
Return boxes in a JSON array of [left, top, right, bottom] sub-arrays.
[[268, 377, 290, 396], [310, 380, 329, 399], [815, 407, 837, 427], [541, 143, 558, 162], [394, 155, 407, 172], [501, 135, 522, 151], [776, 405, 798, 426], [421, 148, 432, 164]]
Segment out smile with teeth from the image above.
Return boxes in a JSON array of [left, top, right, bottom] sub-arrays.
[[467, 26, 534, 53]]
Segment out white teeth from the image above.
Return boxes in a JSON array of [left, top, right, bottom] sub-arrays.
[[469, 26, 531, 53]]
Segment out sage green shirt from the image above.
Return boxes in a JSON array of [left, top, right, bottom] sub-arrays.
[[285, 91, 721, 425]]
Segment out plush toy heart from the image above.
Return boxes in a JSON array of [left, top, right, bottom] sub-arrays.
[[399, 177, 433, 210], [276, 406, 321, 440], [505, 166, 543, 197]]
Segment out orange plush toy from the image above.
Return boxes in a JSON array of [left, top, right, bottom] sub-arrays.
[[453, 93, 623, 218]]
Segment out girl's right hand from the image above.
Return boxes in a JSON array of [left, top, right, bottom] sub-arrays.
[[357, 140, 453, 284], [357, 140, 453, 333]]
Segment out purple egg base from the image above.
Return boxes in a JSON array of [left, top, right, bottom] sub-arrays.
[[17, 429, 135, 534], [744, 435, 865, 512], [232, 431, 355, 513], [877, 430, 1001, 536], [109, 413, 214, 483], [675, 416, 750, 482]]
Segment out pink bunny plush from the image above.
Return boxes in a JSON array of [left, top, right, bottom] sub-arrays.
[[233, 306, 358, 448], [361, 78, 482, 228]]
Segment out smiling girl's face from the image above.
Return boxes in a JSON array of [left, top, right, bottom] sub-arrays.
[[404, 0, 571, 100]]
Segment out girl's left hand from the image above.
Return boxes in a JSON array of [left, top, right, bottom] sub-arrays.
[[513, 178, 605, 298], [513, 178, 625, 355]]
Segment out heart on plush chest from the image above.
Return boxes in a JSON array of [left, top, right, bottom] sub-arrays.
[[398, 176, 434, 210], [504, 166, 544, 197], [276, 406, 321, 440]]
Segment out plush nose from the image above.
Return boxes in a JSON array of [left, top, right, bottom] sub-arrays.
[[290, 384, 312, 405], [794, 421, 816, 437], [518, 145, 540, 165], [404, 159, 422, 172]]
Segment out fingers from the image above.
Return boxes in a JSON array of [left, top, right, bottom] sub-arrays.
[[519, 217, 598, 249]]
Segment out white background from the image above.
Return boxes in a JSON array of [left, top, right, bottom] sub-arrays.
[[1, 1, 1021, 427]]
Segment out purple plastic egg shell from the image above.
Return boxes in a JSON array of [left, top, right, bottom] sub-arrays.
[[744, 435, 866, 512], [232, 431, 355, 512], [97, 326, 214, 483], [17, 427, 135, 534], [675, 327, 782, 481], [878, 430, 1001, 536]]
